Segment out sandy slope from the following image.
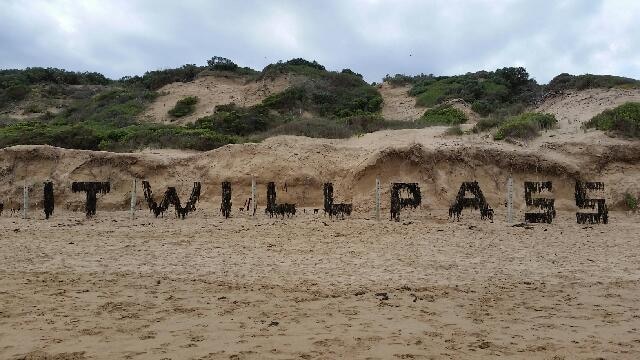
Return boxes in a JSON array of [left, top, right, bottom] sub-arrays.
[[378, 82, 426, 121], [535, 88, 640, 133], [0, 124, 638, 215], [141, 74, 293, 125]]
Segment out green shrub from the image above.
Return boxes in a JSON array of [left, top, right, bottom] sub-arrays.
[[284, 58, 325, 70], [195, 103, 271, 136], [383, 73, 434, 86], [168, 96, 198, 118], [250, 114, 426, 140], [0, 118, 238, 152], [98, 125, 238, 152], [413, 81, 450, 107], [261, 71, 382, 118], [259, 58, 329, 80], [494, 112, 557, 140], [0, 87, 216, 152], [625, 193, 638, 212], [341, 69, 363, 78], [0, 67, 110, 89], [255, 118, 353, 139], [5, 85, 30, 100], [207, 56, 238, 71], [418, 105, 468, 126], [471, 100, 492, 116], [409, 67, 541, 114], [583, 102, 640, 138], [0, 122, 102, 150], [547, 73, 640, 92], [122, 64, 203, 90]]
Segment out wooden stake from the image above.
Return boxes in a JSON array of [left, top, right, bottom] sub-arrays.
[[251, 176, 256, 216], [23, 180, 28, 219], [375, 177, 381, 221], [507, 176, 514, 223], [130, 178, 137, 220]]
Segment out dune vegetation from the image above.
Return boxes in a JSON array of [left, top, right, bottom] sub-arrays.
[[1, 58, 639, 152], [493, 112, 558, 140], [584, 102, 640, 138]]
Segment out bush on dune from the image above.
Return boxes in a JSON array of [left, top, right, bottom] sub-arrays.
[[547, 73, 640, 92], [0, 67, 110, 108], [195, 103, 271, 136], [494, 112, 557, 140], [583, 102, 640, 138], [260, 60, 383, 118], [408, 67, 541, 116], [249, 114, 425, 140], [382, 73, 434, 86], [418, 105, 468, 126], [625, 193, 638, 212], [0, 86, 237, 152], [121, 64, 203, 91], [168, 96, 198, 118]]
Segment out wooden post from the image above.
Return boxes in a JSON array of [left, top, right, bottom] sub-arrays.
[[251, 176, 256, 216], [507, 176, 513, 223], [23, 180, 28, 219], [375, 177, 381, 221], [130, 178, 136, 220]]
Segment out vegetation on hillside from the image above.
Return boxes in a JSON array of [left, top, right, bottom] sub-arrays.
[[625, 193, 638, 212], [168, 96, 198, 118], [547, 73, 640, 92], [0, 58, 393, 151], [121, 57, 256, 91], [583, 102, 640, 138], [261, 77, 382, 118], [0, 67, 110, 109], [406, 67, 541, 117], [259, 58, 327, 79], [418, 104, 467, 126], [494, 112, 557, 140], [382, 73, 433, 86], [249, 114, 426, 140], [2, 59, 640, 152], [0, 86, 236, 151]]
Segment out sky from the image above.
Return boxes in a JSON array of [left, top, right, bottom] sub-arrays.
[[1, 0, 639, 83]]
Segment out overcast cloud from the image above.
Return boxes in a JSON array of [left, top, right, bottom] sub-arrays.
[[1, 0, 639, 83]]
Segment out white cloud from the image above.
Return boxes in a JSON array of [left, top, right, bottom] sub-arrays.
[[0, 0, 638, 83]]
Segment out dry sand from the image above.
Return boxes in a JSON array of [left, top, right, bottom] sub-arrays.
[[0, 210, 639, 359], [535, 88, 640, 133], [378, 83, 426, 121]]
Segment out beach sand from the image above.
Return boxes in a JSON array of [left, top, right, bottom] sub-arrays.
[[1, 209, 639, 359]]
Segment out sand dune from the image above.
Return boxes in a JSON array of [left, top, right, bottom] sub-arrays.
[[378, 82, 426, 121], [536, 88, 640, 132], [0, 125, 639, 215], [141, 73, 293, 125]]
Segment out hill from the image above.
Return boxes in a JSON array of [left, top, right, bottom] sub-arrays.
[[1, 59, 640, 153]]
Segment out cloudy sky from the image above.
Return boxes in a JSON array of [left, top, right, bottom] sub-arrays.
[[1, 0, 639, 83]]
